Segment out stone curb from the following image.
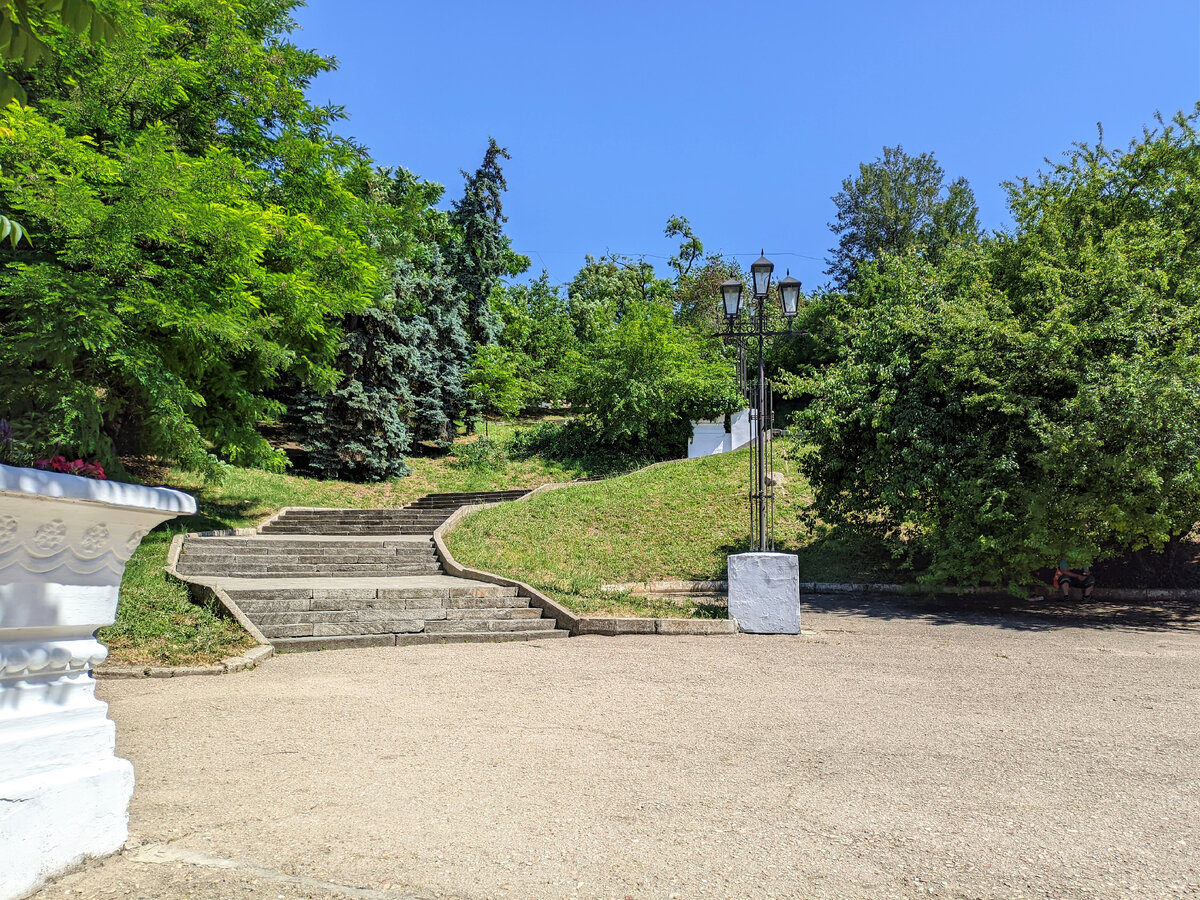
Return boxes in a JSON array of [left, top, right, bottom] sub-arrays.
[[433, 474, 741, 638], [95, 644, 274, 679], [92, 533, 278, 679], [575, 617, 737, 636], [601, 579, 1200, 603], [434, 501, 581, 635], [601, 580, 727, 594]]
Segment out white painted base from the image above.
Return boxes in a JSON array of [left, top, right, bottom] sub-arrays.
[[0, 464, 195, 900], [727, 552, 801, 634], [1, 757, 134, 899]]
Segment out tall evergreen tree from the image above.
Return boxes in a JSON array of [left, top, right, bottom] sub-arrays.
[[448, 138, 529, 347], [290, 167, 473, 478]]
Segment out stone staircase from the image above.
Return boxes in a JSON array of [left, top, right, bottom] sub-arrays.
[[259, 489, 530, 535], [176, 489, 567, 652]]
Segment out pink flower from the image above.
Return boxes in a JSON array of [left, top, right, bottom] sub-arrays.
[[33, 456, 107, 480]]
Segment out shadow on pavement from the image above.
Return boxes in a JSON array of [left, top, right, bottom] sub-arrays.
[[802, 591, 1200, 633]]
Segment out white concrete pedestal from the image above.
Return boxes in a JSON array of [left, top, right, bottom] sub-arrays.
[[0, 463, 195, 900], [727, 552, 801, 634]]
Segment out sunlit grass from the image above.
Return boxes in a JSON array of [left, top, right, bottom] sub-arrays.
[[445, 447, 900, 618]]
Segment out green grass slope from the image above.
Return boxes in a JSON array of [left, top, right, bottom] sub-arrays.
[[445, 448, 898, 618]]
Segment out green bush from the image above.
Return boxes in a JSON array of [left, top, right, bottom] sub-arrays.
[[452, 437, 508, 472]]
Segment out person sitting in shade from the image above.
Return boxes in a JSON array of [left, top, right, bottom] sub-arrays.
[[1055, 560, 1095, 601]]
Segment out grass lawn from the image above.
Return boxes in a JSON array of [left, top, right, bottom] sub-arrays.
[[445, 447, 900, 618], [104, 422, 592, 666]]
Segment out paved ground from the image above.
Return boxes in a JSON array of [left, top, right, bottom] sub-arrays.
[[34, 596, 1200, 900]]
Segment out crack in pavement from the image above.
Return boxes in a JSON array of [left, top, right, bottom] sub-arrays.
[[129, 843, 431, 900]]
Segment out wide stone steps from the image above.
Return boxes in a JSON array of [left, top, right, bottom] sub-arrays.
[[257, 492, 531, 536], [272, 630, 568, 652], [260, 524, 446, 535], [218, 581, 564, 649], [177, 489, 569, 652], [408, 490, 530, 504], [176, 537, 441, 578]]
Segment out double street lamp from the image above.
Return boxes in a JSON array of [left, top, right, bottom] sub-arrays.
[[718, 252, 802, 553]]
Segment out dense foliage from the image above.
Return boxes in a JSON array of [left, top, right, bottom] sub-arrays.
[[0, 0, 376, 476], [566, 301, 741, 453], [793, 111, 1200, 588], [826, 145, 980, 289]]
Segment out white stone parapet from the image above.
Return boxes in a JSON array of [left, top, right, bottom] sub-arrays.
[[0, 463, 196, 900], [687, 409, 756, 458]]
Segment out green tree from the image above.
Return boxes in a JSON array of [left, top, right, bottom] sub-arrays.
[[448, 137, 529, 347], [568, 301, 741, 454], [495, 272, 580, 405], [0, 0, 115, 103], [566, 253, 671, 343], [826, 144, 979, 289], [796, 109, 1200, 588], [0, 0, 376, 475], [465, 344, 534, 428], [288, 164, 476, 477]]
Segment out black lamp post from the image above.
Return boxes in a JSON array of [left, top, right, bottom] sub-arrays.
[[718, 251, 802, 553]]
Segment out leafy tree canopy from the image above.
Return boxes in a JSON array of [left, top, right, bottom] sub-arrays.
[[794, 109, 1200, 588], [826, 144, 980, 289], [0, 0, 377, 476], [568, 301, 741, 454]]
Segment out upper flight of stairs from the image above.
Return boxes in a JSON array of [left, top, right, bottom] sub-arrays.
[[176, 489, 567, 651], [259, 489, 531, 535]]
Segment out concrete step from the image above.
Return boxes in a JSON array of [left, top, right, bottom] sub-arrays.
[[182, 545, 437, 556], [263, 518, 449, 526], [409, 490, 528, 501], [424, 618, 557, 634], [269, 509, 450, 517], [180, 552, 438, 565], [224, 585, 523, 614], [252, 606, 542, 626], [185, 536, 435, 546], [272, 629, 567, 652], [179, 564, 444, 577], [259, 525, 443, 535]]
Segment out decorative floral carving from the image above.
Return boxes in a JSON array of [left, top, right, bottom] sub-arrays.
[[32, 519, 67, 552], [0, 515, 16, 547], [125, 529, 148, 554], [80, 523, 110, 554]]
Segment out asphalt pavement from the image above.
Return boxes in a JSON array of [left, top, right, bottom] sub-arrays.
[[32, 596, 1200, 900]]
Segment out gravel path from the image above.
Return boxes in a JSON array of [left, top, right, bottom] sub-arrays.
[[34, 597, 1200, 900]]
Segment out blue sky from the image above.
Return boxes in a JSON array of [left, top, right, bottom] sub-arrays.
[[292, 1, 1199, 291]]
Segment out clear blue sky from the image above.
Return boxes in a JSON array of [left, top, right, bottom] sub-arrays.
[[292, 0, 1199, 292]]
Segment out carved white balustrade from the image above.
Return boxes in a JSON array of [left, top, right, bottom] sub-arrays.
[[0, 463, 196, 900]]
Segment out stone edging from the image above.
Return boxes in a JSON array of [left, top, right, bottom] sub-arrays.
[[94, 527, 277, 680], [601, 579, 1200, 603], [432, 482, 738, 637]]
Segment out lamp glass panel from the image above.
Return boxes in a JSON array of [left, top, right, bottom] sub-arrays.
[[751, 256, 774, 298], [720, 280, 744, 317], [779, 276, 801, 317]]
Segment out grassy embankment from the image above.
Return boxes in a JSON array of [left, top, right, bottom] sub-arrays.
[[445, 447, 898, 618], [105, 423, 589, 666]]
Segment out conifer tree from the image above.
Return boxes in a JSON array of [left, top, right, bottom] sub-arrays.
[[448, 138, 529, 347]]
